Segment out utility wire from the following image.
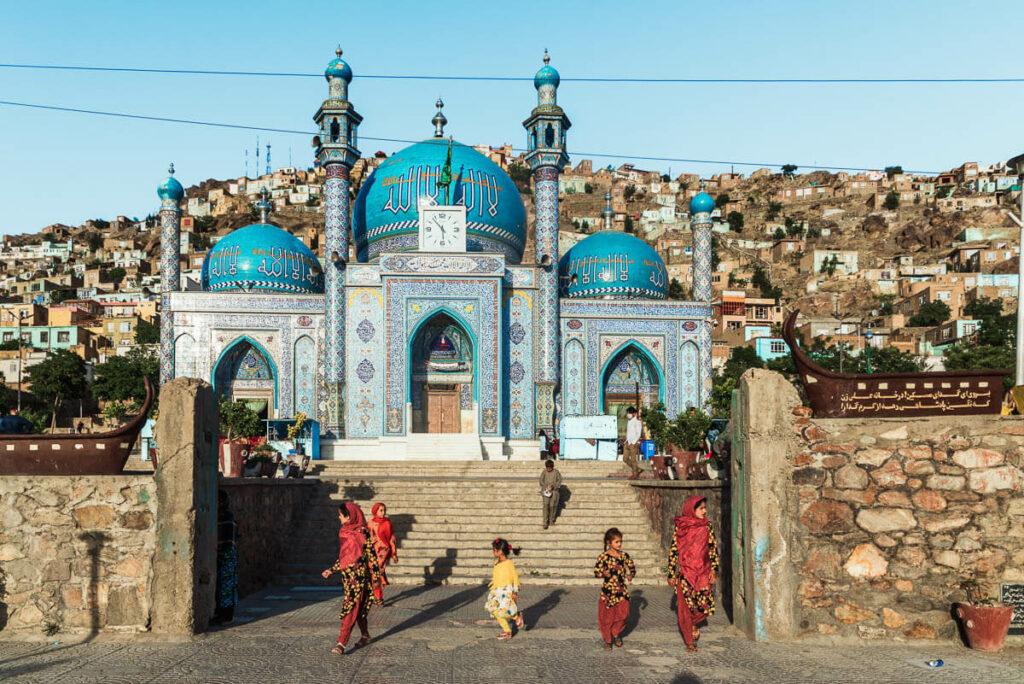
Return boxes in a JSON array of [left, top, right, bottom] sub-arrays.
[[0, 99, 942, 174], [1, 62, 1023, 84]]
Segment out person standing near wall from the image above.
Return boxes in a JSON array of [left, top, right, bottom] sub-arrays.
[[623, 407, 643, 478], [539, 459, 562, 529], [321, 502, 383, 655], [666, 495, 719, 653]]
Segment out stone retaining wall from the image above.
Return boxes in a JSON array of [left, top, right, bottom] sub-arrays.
[[791, 411, 1024, 640], [221, 479, 316, 597], [0, 475, 157, 636]]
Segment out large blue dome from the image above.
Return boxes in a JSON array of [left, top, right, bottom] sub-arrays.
[[157, 175, 184, 202], [559, 231, 668, 300], [202, 224, 324, 294], [689, 191, 715, 215], [353, 139, 527, 263]]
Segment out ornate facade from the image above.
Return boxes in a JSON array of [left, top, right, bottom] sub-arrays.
[[160, 50, 713, 460]]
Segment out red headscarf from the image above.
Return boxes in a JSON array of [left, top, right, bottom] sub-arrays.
[[370, 502, 395, 549], [336, 501, 368, 569], [674, 495, 713, 591]]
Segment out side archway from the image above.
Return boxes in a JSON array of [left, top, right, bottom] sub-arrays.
[[600, 341, 664, 436], [293, 335, 316, 418]]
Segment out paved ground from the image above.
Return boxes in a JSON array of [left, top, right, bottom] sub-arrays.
[[1, 586, 1021, 683]]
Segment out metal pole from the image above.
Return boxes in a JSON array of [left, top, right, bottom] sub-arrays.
[[15, 311, 23, 412], [1016, 184, 1024, 386]]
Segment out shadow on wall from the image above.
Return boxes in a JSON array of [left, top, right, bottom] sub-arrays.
[[0, 563, 6, 631], [77, 530, 110, 641], [423, 548, 458, 583]]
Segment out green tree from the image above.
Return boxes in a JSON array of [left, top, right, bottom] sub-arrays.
[[766, 201, 783, 220], [883, 191, 900, 211], [710, 375, 736, 418], [711, 236, 721, 270], [785, 218, 803, 237], [781, 164, 798, 178], [584, 183, 593, 194], [884, 165, 903, 179], [92, 347, 159, 405], [101, 267, 126, 284], [877, 294, 896, 315], [820, 254, 840, 276], [944, 344, 1015, 390], [806, 226, 822, 238], [624, 216, 634, 233], [715, 193, 731, 208], [0, 339, 21, 352], [25, 349, 88, 427], [751, 265, 781, 300], [726, 211, 744, 231], [773, 227, 786, 240], [722, 346, 765, 382], [50, 289, 77, 305], [908, 300, 951, 327], [87, 233, 103, 252], [623, 185, 636, 201], [668, 278, 686, 300], [134, 319, 160, 345], [218, 398, 264, 441]]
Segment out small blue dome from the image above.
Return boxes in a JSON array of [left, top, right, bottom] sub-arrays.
[[689, 191, 716, 215], [157, 171, 184, 202], [560, 231, 668, 300], [202, 224, 324, 294], [534, 49, 560, 89], [353, 139, 527, 262], [325, 47, 353, 83]]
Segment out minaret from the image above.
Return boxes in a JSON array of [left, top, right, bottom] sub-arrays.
[[313, 46, 362, 437], [524, 49, 571, 431], [689, 186, 716, 409], [157, 163, 183, 385], [602, 192, 613, 231]]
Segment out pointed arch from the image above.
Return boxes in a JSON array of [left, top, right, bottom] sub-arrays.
[[598, 340, 665, 412], [211, 335, 279, 411], [680, 339, 701, 410], [173, 332, 196, 379], [293, 334, 316, 418], [563, 339, 585, 417]]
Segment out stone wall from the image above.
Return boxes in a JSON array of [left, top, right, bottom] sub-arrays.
[[0, 475, 157, 636], [221, 479, 315, 598], [791, 410, 1024, 640]]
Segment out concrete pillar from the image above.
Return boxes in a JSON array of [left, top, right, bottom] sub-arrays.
[[151, 378, 218, 634], [731, 368, 800, 641]]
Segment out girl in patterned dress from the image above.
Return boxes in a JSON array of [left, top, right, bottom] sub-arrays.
[[321, 501, 383, 655], [485, 538, 524, 639], [667, 496, 720, 652], [594, 527, 636, 649]]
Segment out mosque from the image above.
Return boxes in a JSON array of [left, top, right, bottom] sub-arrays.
[[157, 49, 715, 460]]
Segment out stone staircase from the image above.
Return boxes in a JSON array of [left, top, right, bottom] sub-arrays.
[[276, 460, 668, 586], [401, 433, 483, 460]]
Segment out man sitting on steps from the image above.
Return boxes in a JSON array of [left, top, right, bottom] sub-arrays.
[[539, 459, 562, 529]]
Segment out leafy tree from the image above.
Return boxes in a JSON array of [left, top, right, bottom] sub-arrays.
[[101, 267, 126, 284], [944, 344, 1015, 390], [820, 254, 840, 276], [102, 400, 137, 425], [963, 298, 1014, 347], [193, 215, 215, 231], [751, 265, 781, 300], [883, 191, 900, 211], [92, 347, 159, 405], [726, 211, 744, 231], [0, 339, 21, 351], [723, 346, 765, 382], [711, 236, 721, 270], [710, 375, 736, 418], [786, 220, 803, 238], [908, 300, 951, 327], [624, 216, 634, 233], [218, 398, 264, 441], [715, 193, 731, 208], [507, 162, 531, 191], [623, 185, 636, 201], [660, 174, 670, 182], [805, 226, 822, 239], [87, 233, 103, 252], [781, 164, 798, 178], [773, 227, 786, 240], [25, 349, 88, 427], [876, 294, 896, 316], [91, 218, 110, 229], [134, 319, 160, 345], [668, 278, 686, 300], [800, 337, 922, 374], [766, 201, 783, 220], [884, 165, 903, 179], [50, 289, 77, 305], [584, 183, 593, 194]]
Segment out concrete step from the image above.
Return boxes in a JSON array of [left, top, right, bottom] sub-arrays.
[[314, 459, 624, 471], [402, 435, 483, 460], [276, 575, 655, 587]]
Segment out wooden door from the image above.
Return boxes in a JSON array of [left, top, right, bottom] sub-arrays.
[[426, 387, 460, 433]]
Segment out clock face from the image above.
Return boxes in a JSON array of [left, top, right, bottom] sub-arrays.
[[420, 207, 467, 252]]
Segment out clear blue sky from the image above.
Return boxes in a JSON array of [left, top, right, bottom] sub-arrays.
[[2, 0, 1023, 234]]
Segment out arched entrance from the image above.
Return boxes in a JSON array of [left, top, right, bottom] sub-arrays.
[[410, 313, 474, 433], [601, 343, 662, 437], [213, 337, 278, 419]]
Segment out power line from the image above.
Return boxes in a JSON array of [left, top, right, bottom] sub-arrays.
[[0, 99, 943, 174], [2, 62, 1024, 85]]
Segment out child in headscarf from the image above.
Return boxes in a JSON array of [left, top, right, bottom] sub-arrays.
[[321, 501, 383, 654], [485, 537, 524, 639], [368, 502, 398, 601], [666, 495, 719, 652], [594, 527, 636, 649]]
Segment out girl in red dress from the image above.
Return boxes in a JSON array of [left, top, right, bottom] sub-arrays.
[[368, 502, 398, 601], [667, 495, 719, 652], [321, 501, 383, 655]]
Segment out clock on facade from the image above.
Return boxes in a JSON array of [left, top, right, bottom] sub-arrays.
[[418, 205, 467, 253]]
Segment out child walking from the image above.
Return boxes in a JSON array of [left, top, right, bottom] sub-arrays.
[[594, 527, 636, 649], [485, 537, 525, 639]]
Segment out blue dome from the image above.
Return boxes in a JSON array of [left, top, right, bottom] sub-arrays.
[[202, 224, 324, 294], [560, 231, 668, 300], [325, 57, 352, 83], [157, 175, 184, 202], [534, 64, 560, 89], [689, 191, 715, 215], [353, 139, 527, 262]]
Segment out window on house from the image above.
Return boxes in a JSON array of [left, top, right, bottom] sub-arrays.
[[119, 322, 131, 333], [937, 291, 951, 301], [726, 321, 742, 331], [770, 340, 787, 354], [1, 333, 11, 341], [39, 332, 48, 344], [57, 331, 70, 343]]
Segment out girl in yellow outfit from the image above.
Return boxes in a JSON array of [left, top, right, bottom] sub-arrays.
[[485, 537, 525, 639]]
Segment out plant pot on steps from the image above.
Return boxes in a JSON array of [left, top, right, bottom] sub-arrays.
[[955, 603, 1013, 652], [673, 451, 698, 480], [650, 455, 670, 479]]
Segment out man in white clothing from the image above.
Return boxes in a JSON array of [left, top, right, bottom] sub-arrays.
[[623, 406, 643, 478]]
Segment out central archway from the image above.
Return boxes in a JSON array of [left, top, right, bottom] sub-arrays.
[[601, 343, 663, 437], [409, 312, 475, 434], [213, 336, 278, 419]]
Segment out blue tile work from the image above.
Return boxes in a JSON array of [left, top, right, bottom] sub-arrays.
[[323, 164, 350, 436], [345, 284, 385, 438], [293, 334, 317, 417], [504, 289, 535, 438], [159, 196, 181, 385], [562, 338, 585, 416], [383, 278, 501, 436]]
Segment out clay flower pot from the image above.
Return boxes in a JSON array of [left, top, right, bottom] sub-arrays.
[[956, 603, 1013, 652]]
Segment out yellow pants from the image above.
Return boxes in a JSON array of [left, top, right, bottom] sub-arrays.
[[493, 612, 512, 633]]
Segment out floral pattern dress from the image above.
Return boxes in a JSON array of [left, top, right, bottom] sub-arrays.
[[330, 536, 384, 620], [593, 551, 636, 607], [666, 526, 720, 615], [485, 559, 520, 618]]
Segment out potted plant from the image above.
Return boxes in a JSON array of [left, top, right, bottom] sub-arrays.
[[955, 577, 1013, 652], [642, 403, 671, 478], [669, 409, 712, 480], [218, 398, 263, 477], [246, 444, 278, 477]]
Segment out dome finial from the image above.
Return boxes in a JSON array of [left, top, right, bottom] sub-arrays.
[[432, 97, 448, 139], [336, 45, 343, 58], [543, 48, 550, 65], [168, 162, 175, 177], [255, 188, 272, 224]]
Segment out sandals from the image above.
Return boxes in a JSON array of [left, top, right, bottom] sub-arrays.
[[330, 644, 345, 655], [603, 642, 613, 650], [355, 635, 372, 648], [496, 631, 512, 640], [613, 637, 623, 647], [514, 614, 525, 630], [686, 644, 699, 653]]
